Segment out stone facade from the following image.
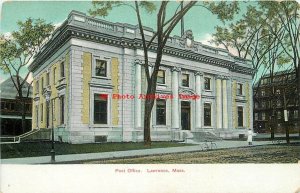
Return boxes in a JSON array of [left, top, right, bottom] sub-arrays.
[[29, 11, 254, 144]]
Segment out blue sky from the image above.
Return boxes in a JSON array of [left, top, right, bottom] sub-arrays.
[[0, 1, 251, 83]]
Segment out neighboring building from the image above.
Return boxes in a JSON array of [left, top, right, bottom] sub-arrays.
[[0, 76, 32, 136], [28, 11, 254, 144], [253, 69, 299, 133]]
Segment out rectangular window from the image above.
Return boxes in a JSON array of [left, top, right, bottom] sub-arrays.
[[204, 77, 211, 90], [156, 99, 166, 125], [60, 62, 65, 78], [204, 103, 211, 126], [238, 106, 243, 127], [94, 94, 108, 124], [254, 113, 258, 120], [40, 103, 43, 122], [277, 111, 282, 119], [60, 96, 65, 124], [5, 102, 9, 110], [157, 70, 165, 84], [294, 110, 298, 119], [1, 101, 5, 110], [181, 73, 189, 87], [36, 105, 39, 127], [95, 59, 107, 77], [53, 67, 56, 84], [258, 112, 262, 120], [237, 83, 243, 95], [25, 103, 31, 112], [262, 112, 266, 120], [46, 72, 50, 86], [261, 90, 265, 96]]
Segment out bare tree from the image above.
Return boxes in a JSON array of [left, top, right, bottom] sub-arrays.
[[0, 18, 54, 133]]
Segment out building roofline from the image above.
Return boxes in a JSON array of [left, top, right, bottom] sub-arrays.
[[29, 10, 254, 75]]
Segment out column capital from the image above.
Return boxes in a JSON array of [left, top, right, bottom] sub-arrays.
[[171, 66, 181, 72], [215, 75, 223, 80], [223, 75, 230, 80], [134, 59, 143, 66], [194, 71, 204, 76], [216, 75, 230, 80]]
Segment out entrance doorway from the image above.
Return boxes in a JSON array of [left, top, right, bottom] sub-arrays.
[[181, 101, 191, 130]]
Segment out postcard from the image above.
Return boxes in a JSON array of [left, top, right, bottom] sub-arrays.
[[1, 1, 300, 193]]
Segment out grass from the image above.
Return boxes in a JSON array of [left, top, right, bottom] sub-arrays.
[[0, 141, 193, 159], [224, 136, 300, 141], [83, 143, 300, 164]]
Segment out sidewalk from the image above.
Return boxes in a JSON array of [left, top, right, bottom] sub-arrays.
[[1, 140, 298, 164]]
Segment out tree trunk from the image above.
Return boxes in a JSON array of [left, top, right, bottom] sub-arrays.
[[298, 62, 300, 137], [143, 99, 152, 146], [142, 45, 163, 146], [143, 85, 156, 146], [271, 120, 275, 139]]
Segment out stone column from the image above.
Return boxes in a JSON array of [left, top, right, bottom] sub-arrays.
[[216, 76, 222, 129], [134, 59, 142, 129], [222, 77, 228, 129], [195, 71, 203, 129], [171, 67, 180, 129]]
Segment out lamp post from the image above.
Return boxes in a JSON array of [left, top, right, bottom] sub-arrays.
[[44, 88, 55, 163]]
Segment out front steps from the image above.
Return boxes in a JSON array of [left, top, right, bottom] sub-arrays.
[[0, 129, 51, 144]]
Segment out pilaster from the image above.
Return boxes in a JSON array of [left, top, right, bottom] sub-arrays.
[[194, 71, 203, 129], [216, 76, 222, 129], [171, 66, 180, 129], [134, 59, 142, 129]]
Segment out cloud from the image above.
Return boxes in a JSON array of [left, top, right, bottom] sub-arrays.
[[197, 33, 240, 57], [198, 33, 214, 46], [54, 22, 63, 30]]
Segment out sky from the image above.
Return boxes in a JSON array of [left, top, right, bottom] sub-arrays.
[[0, 0, 256, 83]]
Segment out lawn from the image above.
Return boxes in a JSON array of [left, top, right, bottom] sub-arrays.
[[0, 141, 193, 159], [84, 143, 300, 164]]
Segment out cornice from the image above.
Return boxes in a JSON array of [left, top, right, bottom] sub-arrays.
[[30, 16, 255, 76]]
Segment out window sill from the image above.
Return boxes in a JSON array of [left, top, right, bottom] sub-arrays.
[[202, 126, 213, 129], [181, 85, 190, 89], [92, 76, 111, 80], [90, 124, 109, 128], [157, 83, 167, 87], [153, 125, 167, 127]]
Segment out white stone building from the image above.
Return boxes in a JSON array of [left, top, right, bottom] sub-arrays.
[[29, 11, 254, 144]]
